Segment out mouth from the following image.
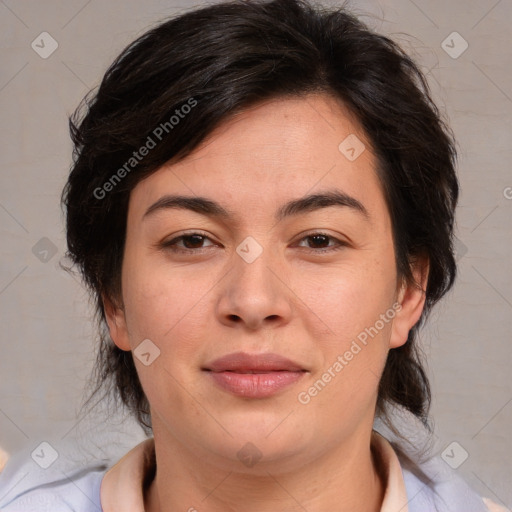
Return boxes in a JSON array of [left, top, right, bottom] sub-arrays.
[[203, 351, 306, 373], [209, 369, 301, 374], [202, 352, 307, 398]]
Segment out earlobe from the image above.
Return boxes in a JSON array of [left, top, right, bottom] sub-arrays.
[[102, 293, 131, 351], [389, 256, 429, 349]]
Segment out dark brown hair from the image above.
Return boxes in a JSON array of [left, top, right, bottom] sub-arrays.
[[62, 0, 458, 436]]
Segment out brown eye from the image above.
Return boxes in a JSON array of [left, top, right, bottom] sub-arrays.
[[296, 232, 346, 253], [162, 232, 216, 253], [181, 234, 207, 248], [306, 234, 331, 248]]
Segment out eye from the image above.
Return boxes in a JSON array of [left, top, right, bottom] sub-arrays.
[[161, 232, 217, 253], [160, 231, 347, 255], [296, 232, 346, 253]]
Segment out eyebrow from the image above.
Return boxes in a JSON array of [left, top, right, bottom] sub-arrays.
[[143, 190, 369, 222]]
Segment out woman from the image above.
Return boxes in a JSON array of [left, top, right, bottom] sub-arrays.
[[0, 0, 506, 510]]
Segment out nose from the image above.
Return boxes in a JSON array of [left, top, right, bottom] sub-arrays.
[[216, 242, 293, 331]]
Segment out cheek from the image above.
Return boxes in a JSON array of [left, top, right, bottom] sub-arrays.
[[297, 280, 394, 425], [120, 267, 213, 412], [121, 258, 216, 358], [292, 253, 397, 414], [295, 254, 397, 342]]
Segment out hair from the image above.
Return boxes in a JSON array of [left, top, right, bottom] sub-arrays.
[[62, 0, 458, 438]]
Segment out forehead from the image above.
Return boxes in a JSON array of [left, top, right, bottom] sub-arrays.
[[128, 93, 388, 225]]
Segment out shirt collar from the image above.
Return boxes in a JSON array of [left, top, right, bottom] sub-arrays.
[[100, 430, 408, 512]]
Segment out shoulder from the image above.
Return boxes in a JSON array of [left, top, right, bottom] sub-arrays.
[[373, 412, 509, 512], [0, 444, 109, 512], [396, 446, 509, 512]]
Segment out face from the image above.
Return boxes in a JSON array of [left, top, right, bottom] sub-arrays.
[[105, 93, 427, 473]]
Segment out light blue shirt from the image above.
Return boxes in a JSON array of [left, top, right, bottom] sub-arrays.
[[0, 455, 106, 511], [0, 437, 496, 511]]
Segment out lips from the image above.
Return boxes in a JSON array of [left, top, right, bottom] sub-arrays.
[[203, 352, 307, 398], [204, 351, 305, 373]]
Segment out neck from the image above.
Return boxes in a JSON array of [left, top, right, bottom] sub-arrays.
[[145, 427, 385, 512]]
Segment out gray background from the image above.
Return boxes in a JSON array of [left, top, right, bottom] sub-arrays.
[[0, 0, 511, 508]]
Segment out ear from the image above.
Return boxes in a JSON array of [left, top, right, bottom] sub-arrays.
[[102, 293, 131, 351], [389, 255, 429, 349]]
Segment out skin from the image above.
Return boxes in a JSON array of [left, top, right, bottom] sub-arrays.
[[104, 93, 428, 512]]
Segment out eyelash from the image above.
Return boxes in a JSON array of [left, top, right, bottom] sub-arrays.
[[160, 231, 347, 255]]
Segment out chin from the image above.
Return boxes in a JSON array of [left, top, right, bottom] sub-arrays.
[[190, 420, 313, 471]]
